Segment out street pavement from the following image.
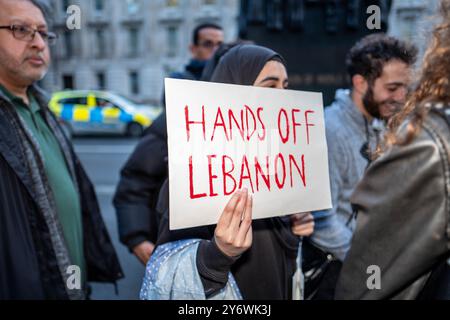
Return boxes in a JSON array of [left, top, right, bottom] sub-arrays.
[[73, 136, 145, 300]]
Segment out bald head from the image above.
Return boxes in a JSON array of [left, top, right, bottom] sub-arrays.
[[0, 0, 50, 25]]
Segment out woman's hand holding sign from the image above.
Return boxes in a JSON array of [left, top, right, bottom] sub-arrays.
[[214, 188, 253, 257]]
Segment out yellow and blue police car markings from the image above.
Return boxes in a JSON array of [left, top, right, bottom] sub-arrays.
[[101, 107, 133, 123], [60, 103, 136, 124], [61, 104, 74, 121], [73, 107, 90, 122], [90, 108, 103, 123], [119, 111, 133, 123]]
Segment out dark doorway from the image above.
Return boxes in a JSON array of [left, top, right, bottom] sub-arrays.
[[63, 74, 74, 90]]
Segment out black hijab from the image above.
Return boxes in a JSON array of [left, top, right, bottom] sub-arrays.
[[157, 45, 299, 299], [210, 44, 286, 86]]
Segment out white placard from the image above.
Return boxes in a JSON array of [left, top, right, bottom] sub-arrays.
[[165, 78, 331, 230]]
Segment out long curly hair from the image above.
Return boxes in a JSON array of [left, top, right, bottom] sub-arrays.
[[384, 0, 450, 148]]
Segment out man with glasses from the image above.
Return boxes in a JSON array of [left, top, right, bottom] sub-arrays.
[[113, 23, 224, 266], [177, 23, 224, 81], [0, 0, 122, 299], [0, 24, 57, 45]]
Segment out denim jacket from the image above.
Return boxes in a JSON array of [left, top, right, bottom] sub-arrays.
[[140, 238, 305, 300], [140, 239, 242, 300]]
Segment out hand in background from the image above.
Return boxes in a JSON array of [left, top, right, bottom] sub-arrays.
[[133, 241, 155, 265], [291, 212, 315, 237]]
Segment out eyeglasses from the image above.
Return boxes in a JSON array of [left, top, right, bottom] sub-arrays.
[[0, 25, 57, 45], [198, 40, 223, 49]]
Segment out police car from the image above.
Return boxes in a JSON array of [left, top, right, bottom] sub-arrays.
[[49, 90, 162, 137]]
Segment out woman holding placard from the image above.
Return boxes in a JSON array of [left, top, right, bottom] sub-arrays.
[[140, 44, 314, 300]]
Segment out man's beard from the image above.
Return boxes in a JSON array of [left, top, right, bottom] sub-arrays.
[[0, 50, 49, 86], [362, 86, 402, 120], [362, 85, 382, 119]]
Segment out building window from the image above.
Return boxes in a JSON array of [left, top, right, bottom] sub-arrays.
[[248, 0, 265, 23], [63, 30, 73, 58], [63, 74, 74, 89], [167, 0, 178, 7], [167, 26, 178, 58], [130, 71, 139, 95], [95, 28, 107, 58], [62, 0, 70, 12], [97, 72, 106, 90], [126, 0, 140, 15], [128, 27, 140, 57], [204, 0, 215, 5], [399, 16, 415, 43], [95, 0, 104, 12]]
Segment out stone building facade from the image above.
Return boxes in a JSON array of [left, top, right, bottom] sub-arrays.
[[43, 0, 239, 105]]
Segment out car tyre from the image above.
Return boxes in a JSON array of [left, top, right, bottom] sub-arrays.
[[127, 122, 144, 137]]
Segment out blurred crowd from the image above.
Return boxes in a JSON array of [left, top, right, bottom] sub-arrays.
[[0, 0, 449, 300]]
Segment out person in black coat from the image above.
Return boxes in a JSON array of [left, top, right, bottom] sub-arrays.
[[0, 0, 122, 299], [113, 23, 225, 264], [113, 113, 168, 260]]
